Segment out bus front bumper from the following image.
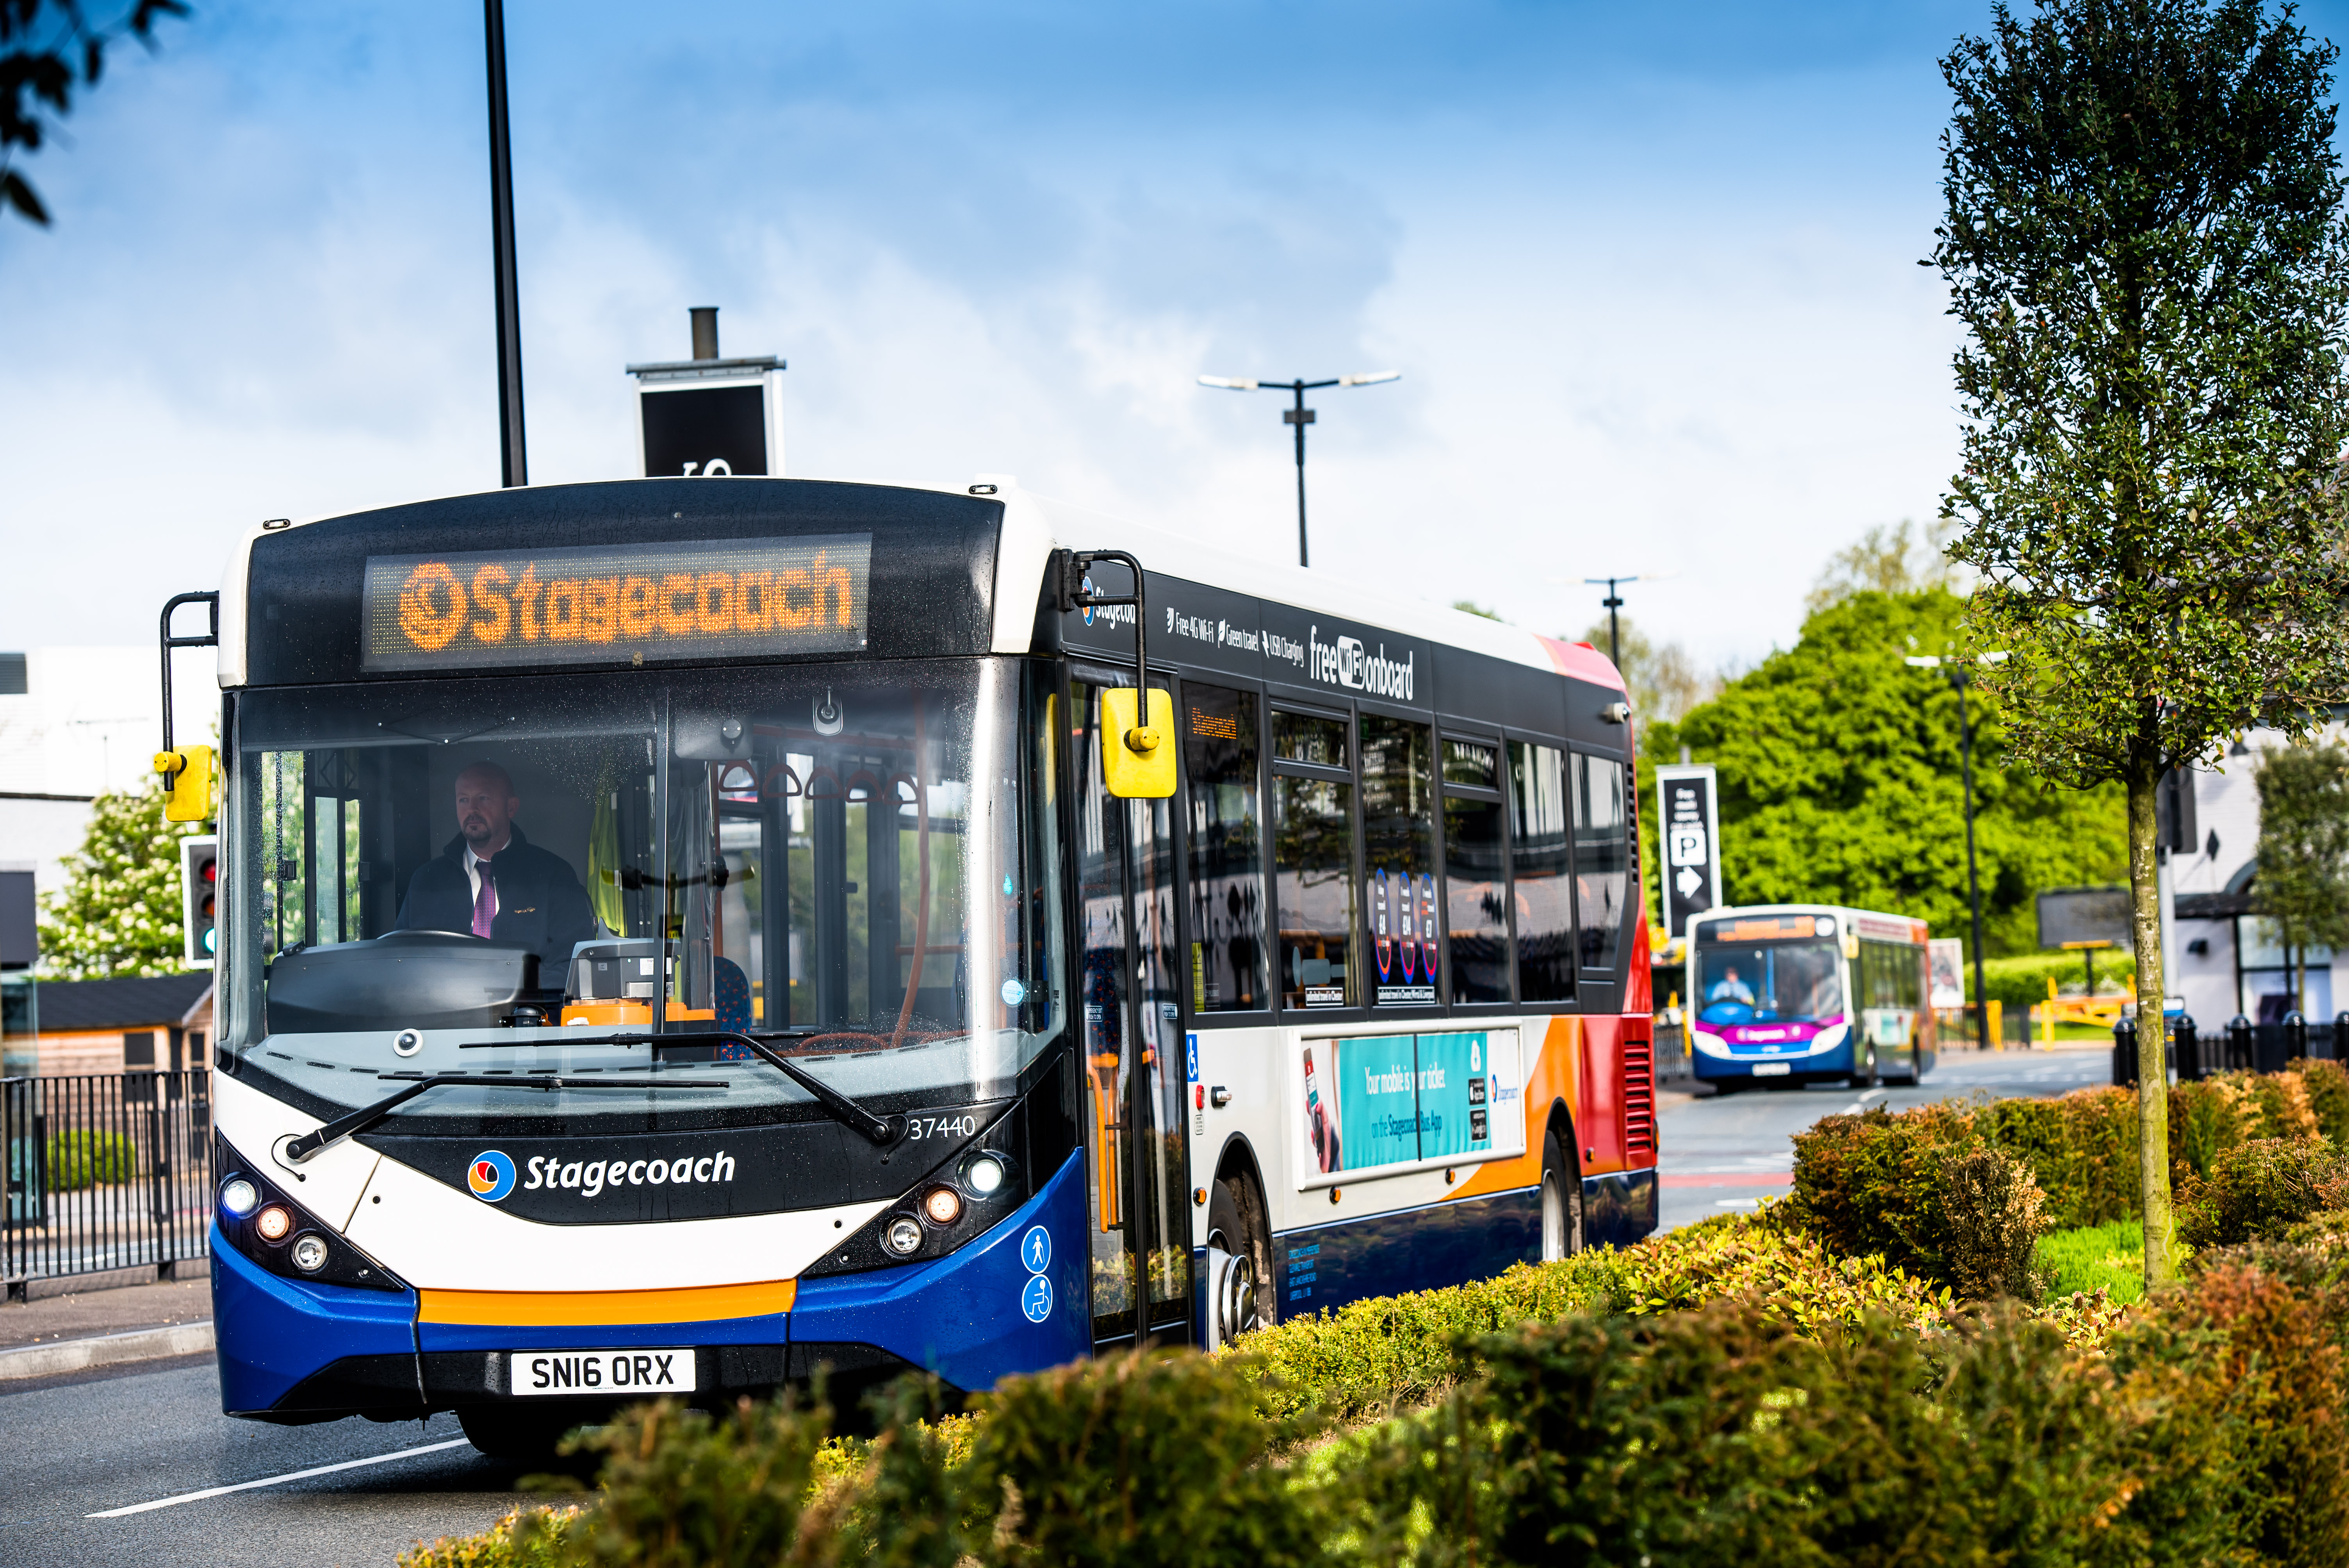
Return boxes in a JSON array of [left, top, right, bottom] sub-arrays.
[[215, 1151, 1091, 1423]]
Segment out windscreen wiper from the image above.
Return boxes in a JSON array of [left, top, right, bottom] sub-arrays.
[[281, 1073, 727, 1164], [466, 1030, 903, 1146]]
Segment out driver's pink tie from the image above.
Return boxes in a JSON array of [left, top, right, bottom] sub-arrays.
[[472, 862, 496, 939]]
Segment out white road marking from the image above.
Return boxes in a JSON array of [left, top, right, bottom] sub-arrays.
[[86, 1438, 473, 1518], [1859, 1088, 1887, 1102]]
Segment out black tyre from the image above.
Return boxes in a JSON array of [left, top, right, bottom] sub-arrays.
[[458, 1405, 592, 1469], [1848, 1043, 1879, 1090], [1205, 1175, 1273, 1343], [1539, 1127, 1586, 1262]]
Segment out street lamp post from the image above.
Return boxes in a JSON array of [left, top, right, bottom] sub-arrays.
[[484, 0, 527, 487], [1198, 371, 1400, 567], [1583, 575, 1641, 668], [1906, 652, 2009, 1050]]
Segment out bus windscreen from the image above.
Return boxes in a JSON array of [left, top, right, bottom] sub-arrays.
[[1694, 936, 1843, 1026]]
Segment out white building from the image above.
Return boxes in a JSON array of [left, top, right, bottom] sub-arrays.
[[2168, 729, 2344, 1026], [0, 647, 214, 902]]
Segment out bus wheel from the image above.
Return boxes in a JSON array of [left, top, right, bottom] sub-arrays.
[[1205, 1177, 1269, 1346], [458, 1405, 589, 1470], [1540, 1129, 1585, 1262], [1848, 1044, 1878, 1090]]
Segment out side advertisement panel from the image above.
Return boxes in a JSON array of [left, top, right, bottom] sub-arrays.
[[1292, 1030, 1524, 1190]]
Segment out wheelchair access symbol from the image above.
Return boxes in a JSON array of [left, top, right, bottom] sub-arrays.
[[1019, 1225, 1053, 1322]]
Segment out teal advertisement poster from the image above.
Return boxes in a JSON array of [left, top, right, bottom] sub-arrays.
[[1415, 1032, 1495, 1159], [1335, 1034, 1421, 1171], [1301, 1031, 1507, 1178]]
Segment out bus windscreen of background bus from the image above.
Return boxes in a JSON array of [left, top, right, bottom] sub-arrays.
[[1694, 928, 1841, 1026]]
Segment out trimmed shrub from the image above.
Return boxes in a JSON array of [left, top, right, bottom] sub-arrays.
[[1936, 1144, 2049, 1299], [1228, 1208, 1948, 1425], [401, 1509, 578, 1568], [2296, 1057, 2349, 1146], [1980, 1085, 2139, 1226], [2103, 1247, 2349, 1567], [552, 1391, 837, 1567], [45, 1130, 136, 1190], [968, 1350, 1324, 1568], [2177, 1138, 2349, 1249]]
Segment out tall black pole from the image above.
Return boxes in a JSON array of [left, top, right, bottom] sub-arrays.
[[1955, 668, 1991, 1049], [1290, 381, 1309, 567], [1603, 579, 1625, 667], [485, 0, 527, 488]]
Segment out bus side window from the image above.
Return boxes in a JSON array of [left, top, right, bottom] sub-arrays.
[[1441, 737, 1510, 1005], [1508, 741, 1574, 1002], [1571, 752, 1629, 973], [1361, 715, 1437, 1006], [1183, 683, 1266, 1013], [1271, 710, 1358, 1010]]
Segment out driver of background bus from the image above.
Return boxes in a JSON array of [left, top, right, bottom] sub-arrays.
[[394, 760, 599, 976], [1707, 964, 1756, 1005]]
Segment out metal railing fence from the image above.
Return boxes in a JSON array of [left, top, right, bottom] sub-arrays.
[[2114, 1014, 2340, 1086], [3, 1070, 213, 1298]]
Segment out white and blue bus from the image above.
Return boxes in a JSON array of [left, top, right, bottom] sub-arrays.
[[177, 477, 1660, 1456], [1684, 904, 1938, 1090]]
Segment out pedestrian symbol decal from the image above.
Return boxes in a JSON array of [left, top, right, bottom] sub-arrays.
[[1021, 1226, 1051, 1274], [1021, 1273, 1053, 1323]]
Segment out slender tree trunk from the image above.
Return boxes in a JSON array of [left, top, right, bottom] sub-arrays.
[[2128, 765, 2176, 1287]]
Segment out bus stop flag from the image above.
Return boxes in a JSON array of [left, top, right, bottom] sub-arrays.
[[1656, 764, 1722, 939]]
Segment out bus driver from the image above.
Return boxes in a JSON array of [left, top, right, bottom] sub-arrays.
[[1708, 964, 1756, 1005], [394, 759, 599, 975]]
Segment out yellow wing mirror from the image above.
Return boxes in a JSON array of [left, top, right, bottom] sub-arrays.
[[1101, 688, 1175, 798], [155, 745, 216, 823]]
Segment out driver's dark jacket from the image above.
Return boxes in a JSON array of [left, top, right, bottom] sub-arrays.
[[393, 825, 599, 978]]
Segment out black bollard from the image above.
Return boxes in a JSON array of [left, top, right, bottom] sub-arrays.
[[2113, 1016, 2137, 1088]]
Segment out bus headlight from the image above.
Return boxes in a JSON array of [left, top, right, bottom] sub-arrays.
[[963, 1153, 1007, 1196], [255, 1205, 293, 1243], [289, 1234, 330, 1273], [884, 1215, 924, 1256], [219, 1178, 259, 1219]]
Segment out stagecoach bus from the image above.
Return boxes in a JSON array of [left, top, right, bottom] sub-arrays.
[[1684, 903, 1937, 1091], [172, 477, 1659, 1456]]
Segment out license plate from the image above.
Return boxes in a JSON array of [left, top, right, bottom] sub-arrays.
[[509, 1348, 696, 1397], [1749, 1062, 1791, 1076]]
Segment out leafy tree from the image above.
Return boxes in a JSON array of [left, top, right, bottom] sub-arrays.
[[1805, 519, 1969, 616], [2252, 742, 2349, 1011], [2, 0, 186, 225], [1639, 590, 2127, 967], [37, 782, 197, 978], [1450, 599, 1503, 620], [1933, 0, 2349, 1285]]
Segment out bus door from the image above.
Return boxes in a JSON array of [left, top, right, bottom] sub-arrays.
[[1071, 677, 1192, 1351]]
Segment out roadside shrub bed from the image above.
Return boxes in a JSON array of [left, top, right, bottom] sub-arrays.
[[1788, 1064, 2349, 1293], [406, 1227, 2349, 1568]]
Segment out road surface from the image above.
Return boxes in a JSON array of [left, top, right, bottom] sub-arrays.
[[0, 1356, 553, 1567], [1654, 1041, 2114, 1231]]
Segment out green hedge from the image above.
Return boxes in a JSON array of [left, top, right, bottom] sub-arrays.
[[1786, 1063, 2349, 1292], [45, 1130, 136, 1190], [406, 1227, 2349, 1568], [1975, 948, 2135, 1007]]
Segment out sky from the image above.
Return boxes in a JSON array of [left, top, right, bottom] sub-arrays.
[[11, 0, 2342, 670]]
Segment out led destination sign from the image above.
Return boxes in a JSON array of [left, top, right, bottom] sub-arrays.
[[362, 534, 872, 672]]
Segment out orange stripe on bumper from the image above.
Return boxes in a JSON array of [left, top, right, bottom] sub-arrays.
[[417, 1278, 797, 1326]]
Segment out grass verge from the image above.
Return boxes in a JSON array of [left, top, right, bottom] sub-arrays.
[[2037, 1219, 2143, 1304]]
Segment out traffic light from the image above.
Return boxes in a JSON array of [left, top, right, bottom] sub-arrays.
[[155, 745, 215, 824], [181, 835, 218, 970]]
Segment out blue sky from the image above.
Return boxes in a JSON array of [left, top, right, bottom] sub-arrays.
[[12, 0, 2335, 665]]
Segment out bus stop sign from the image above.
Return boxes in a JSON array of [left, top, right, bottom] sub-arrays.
[[627, 308, 785, 479]]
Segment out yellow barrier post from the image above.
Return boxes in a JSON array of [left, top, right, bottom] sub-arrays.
[[2045, 975, 2057, 1046], [1987, 998, 2003, 1051]]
